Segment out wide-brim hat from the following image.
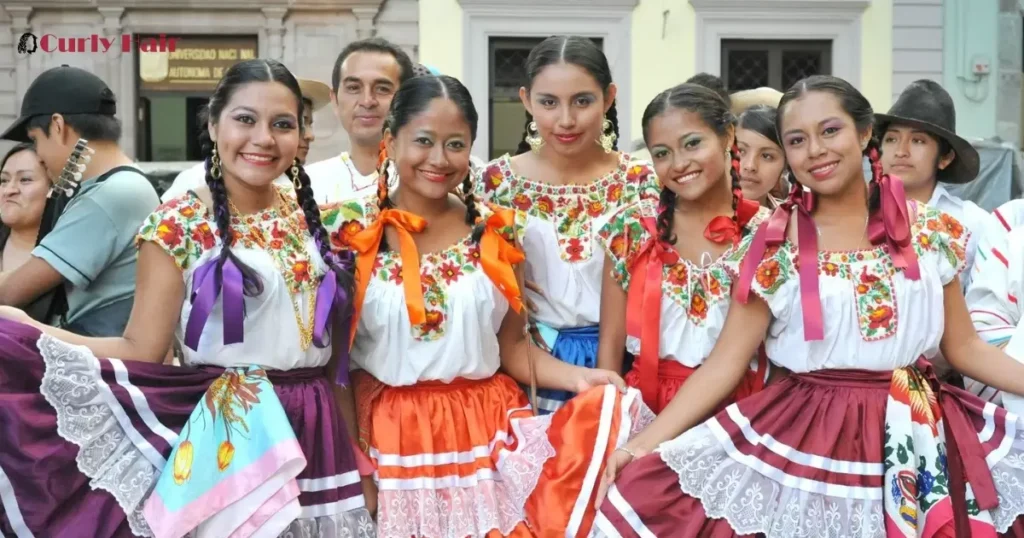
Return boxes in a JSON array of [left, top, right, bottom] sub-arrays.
[[297, 78, 331, 112], [874, 79, 979, 184], [730, 87, 783, 116]]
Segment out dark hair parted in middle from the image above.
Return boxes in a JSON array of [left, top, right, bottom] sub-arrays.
[[737, 104, 781, 148], [199, 58, 355, 318], [776, 74, 882, 213], [515, 36, 619, 156], [641, 83, 743, 245], [377, 74, 482, 227]]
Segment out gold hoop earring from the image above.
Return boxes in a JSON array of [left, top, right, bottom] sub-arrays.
[[210, 143, 222, 179], [597, 117, 617, 154], [291, 158, 302, 190], [526, 121, 544, 153]]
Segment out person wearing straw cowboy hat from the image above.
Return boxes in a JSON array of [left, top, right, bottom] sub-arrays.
[[876, 79, 998, 292], [160, 77, 333, 202]]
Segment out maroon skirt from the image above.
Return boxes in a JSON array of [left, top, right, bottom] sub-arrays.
[[0, 318, 372, 538], [594, 361, 1024, 538]]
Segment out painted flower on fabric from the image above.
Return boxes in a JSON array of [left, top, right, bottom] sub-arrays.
[[157, 217, 185, 248], [173, 440, 194, 485], [218, 440, 235, 471], [755, 259, 781, 289], [534, 195, 556, 214], [193, 222, 216, 250], [586, 200, 606, 218], [439, 261, 463, 284], [565, 238, 585, 262], [690, 294, 708, 319], [822, 262, 840, 277], [940, 214, 963, 239], [512, 193, 533, 211], [608, 234, 628, 260], [607, 183, 624, 203], [292, 260, 311, 283], [868, 305, 894, 329], [483, 169, 503, 192]]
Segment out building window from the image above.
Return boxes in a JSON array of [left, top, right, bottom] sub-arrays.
[[487, 36, 602, 160], [720, 39, 832, 92]]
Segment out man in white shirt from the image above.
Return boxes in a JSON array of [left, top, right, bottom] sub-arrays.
[[877, 79, 998, 291], [305, 38, 415, 204], [161, 78, 331, 202]]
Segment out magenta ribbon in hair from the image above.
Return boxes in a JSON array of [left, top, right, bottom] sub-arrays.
[[311, 251, 356, 386], [867, 173, 921, 280], [184, 257, 245, 351], [736, 188, 825, 341]]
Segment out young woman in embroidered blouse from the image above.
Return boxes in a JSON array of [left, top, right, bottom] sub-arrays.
[[593, 83, 771, 422], [475, 36, 660, 415], [323, 73, 652, 538], [0, 59, 374, 537], [594, 75, 1024, 537]]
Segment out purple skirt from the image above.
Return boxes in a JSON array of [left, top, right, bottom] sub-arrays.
[[0, 319, 373, 537]]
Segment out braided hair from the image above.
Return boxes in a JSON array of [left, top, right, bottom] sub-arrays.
[[641, 83, 743, 245], [377, 75, 481, 236], [201, 58, 355, 306], [515, 36, 619, 155], [776, 75, 882, 215]]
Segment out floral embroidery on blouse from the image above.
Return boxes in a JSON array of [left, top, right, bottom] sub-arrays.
[[322, 196, 516, 341], [475, 153, 659, 264], [732, 202, 968, 341], [136, 188, 319, 294], [597, 199, 767, 325]]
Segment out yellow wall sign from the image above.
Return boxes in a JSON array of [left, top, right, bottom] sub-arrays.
[[139, 36, 258, 92]]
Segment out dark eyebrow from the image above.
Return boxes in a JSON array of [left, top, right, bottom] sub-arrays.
[[535, 91, 597, 100], [342, 76, 395, 87], [783, 116, 842, 138]]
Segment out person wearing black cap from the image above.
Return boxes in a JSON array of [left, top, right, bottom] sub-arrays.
[[0, 65, 159, 336], [877, 79, 998, 291]]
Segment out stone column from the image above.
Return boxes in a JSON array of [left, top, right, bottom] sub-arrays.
[[5, 6, 33, 113], [262, 8, 287, 62], [352, 7, 378, 39]]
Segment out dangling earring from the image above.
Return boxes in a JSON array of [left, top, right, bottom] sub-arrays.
[[290, 158, 301, 190], [526, 122, 544, 153], [597, 117, 617, 154], [210, 143, 222, 179]]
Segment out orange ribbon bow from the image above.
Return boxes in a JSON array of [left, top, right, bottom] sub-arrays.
[[478, 209, 526, 313], [348, 209, 428, 343]]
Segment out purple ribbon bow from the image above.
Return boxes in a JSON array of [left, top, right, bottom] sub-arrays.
[[184, 257, 244, 352], [312, 251, 355, 386]]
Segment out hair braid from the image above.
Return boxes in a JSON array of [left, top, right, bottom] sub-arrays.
[[462, 171, 479, 225], [865, 136, 883, 215], [203, 150, 263, 297], [292, 162, 356, 312], [605, 101, 620, 151], [516, 112, 534, 156], [656, 186, 677, 245], [729, 142, 745, 236]]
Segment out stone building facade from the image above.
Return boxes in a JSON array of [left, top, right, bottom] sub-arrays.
[[0, 0, 419, 165]]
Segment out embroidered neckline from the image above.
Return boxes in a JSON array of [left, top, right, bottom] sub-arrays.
[[496, 152, 630, 194]]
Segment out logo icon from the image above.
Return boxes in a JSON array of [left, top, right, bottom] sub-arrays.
[[17, 32, 38, 54]]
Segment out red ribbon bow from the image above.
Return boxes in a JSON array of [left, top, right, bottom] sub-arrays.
[[867, 173, 921, 280], [736, 188, 825, 341], [625, 217, 680, 411], [704, 190, 761, 246]]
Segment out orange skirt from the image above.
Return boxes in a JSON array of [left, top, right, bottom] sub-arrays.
[[356, 372, 534, 537], [354, 370, 653, 538]]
